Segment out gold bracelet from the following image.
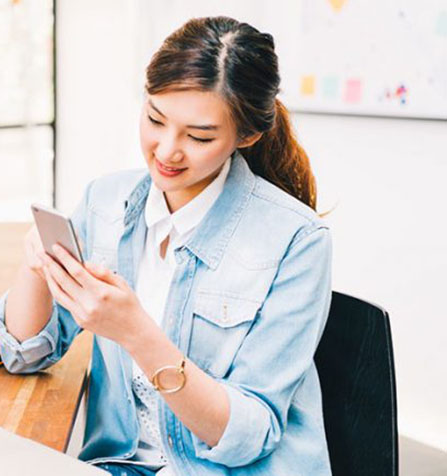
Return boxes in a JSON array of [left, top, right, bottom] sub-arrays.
[[150, 355, 187, 394]]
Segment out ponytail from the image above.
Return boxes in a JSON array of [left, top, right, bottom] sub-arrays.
[[238, 99, 317, 212]]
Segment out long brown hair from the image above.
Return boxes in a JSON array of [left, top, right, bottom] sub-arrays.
[[145, 16, 318, 211]]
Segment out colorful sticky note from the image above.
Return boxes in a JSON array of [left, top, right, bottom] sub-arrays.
[[344, 79, 362, 104], [300, 75, 315, 96], [322, 76, 339, 99], [436, 11, 447, 37], [328, 0, 347, 12]]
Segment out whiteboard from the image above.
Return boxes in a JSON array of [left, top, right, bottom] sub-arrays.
[[136, 0, 447, 119]]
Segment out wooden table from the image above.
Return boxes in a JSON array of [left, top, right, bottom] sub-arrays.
[[0, 223, 93, 452]]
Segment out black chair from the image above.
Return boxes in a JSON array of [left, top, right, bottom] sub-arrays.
[[315, 291, 399, 476]]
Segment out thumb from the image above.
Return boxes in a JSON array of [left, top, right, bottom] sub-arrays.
[[84, 261, 123, 286]]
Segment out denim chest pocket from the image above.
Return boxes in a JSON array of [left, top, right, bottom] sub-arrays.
[[188, 292, 261, 379]]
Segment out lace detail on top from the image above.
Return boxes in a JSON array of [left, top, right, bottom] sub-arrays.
[[132, 368, 168, 467]]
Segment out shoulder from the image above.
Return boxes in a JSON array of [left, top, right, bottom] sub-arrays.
[[88, 168, 148, 199], [228, 175, 330, 268], [85, 168, 149, 220], [251, 175, 327, 230], [248, 175, 329, 239]]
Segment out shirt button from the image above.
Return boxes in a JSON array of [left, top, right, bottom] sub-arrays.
[[222, 304, 228, 322], [168, 434, 173, 448]]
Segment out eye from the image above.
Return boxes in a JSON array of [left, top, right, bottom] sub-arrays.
[[147, 115, 162, 126], [190, 136, 214, 144], [147, 115, 214, 145]]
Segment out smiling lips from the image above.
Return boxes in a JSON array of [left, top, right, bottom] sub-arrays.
[[155, 158, 187, 177]]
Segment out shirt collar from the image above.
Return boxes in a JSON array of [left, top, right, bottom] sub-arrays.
[[184, 150, 255, 269], [144, 155, 231, 237], [123, 149, 256, 270]]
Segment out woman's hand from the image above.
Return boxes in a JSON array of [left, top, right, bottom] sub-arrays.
[[24, 225, 85, 282], [40, 243, 151, 348], [23, 224, 47, 281]]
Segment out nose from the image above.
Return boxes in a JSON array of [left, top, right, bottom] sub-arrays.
[[155, 135, 184, 164]]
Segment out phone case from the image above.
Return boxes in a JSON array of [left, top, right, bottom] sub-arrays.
[[31, 203, 84, 265]]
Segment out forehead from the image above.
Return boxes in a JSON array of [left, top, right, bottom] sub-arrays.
[[146, 89, 232, 126]]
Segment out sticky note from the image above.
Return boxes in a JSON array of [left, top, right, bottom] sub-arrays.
[[344, 79, 362, 103], [328, 0, 347, 12], [436, 11, 447, 36], [322, 76, 339, 98], [300, 75, 315, 96]]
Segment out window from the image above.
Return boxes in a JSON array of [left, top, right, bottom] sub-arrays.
[[0, 0, 55, 221]]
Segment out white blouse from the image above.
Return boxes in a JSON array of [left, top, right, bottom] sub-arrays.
[[131, 157, 231, 474]]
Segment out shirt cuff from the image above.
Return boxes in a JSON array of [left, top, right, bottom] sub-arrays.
[[0, 290, 59, 369], [190, 380, 272, 467]]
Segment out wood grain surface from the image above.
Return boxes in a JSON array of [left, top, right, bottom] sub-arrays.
[[0, 222, 93, 452]]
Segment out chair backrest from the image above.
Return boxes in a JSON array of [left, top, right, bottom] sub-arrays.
[[314, 291, 399, 476]]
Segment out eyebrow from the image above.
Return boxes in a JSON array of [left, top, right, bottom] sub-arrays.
[[148, 99, 220, 131]]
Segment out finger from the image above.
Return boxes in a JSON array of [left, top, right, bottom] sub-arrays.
[[24, 238, 41, 268], [29, 251, 44, 271], [43, 252, 85, 301], [51, 244, 95, 288], [42, 266, 85, 327], [32, 254, 46, 280], [29, 226, 45, 254], [24, 249, 45, 280], [84, 261, 126, 288], [43, 265, 75, 312]]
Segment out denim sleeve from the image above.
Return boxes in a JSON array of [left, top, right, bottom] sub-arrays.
[[191, 225, 333, 467], [0, 181, 93, 374]]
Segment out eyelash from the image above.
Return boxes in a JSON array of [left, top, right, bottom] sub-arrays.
[[147, 115, 214, 144]]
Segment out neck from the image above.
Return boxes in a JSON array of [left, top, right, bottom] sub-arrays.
[[164, 167, 223, 213]]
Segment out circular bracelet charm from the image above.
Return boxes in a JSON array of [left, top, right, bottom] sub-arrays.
[[150, 355, 186, 394]]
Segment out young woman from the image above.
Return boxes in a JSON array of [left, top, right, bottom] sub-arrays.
[[0, 16, 333, 476]]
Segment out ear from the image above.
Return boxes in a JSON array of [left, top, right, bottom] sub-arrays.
[[237, 131, 263, 149]]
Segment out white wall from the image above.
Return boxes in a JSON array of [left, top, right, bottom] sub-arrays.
[[56, 0, 143, 212], [56, 0, 447, 451], [293, 113, 447, 451]]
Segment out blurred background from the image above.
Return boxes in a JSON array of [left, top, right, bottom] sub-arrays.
[[0, 0, 446, 472]]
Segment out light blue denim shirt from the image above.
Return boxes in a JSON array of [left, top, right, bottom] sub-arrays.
[[0, 150, 333, 475]]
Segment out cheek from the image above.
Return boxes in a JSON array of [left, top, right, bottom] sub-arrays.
[[194, 151, 228, 175], [139, 124, 156, 151], [199, 141, 234, 168]]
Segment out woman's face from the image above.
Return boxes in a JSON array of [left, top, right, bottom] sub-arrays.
[[139, 88, 246, 211]]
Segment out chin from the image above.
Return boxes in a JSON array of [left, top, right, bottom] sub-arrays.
[[151, 175, 186, 193]]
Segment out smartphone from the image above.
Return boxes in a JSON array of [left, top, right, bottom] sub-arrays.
[[31, 203, 84, 266]]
